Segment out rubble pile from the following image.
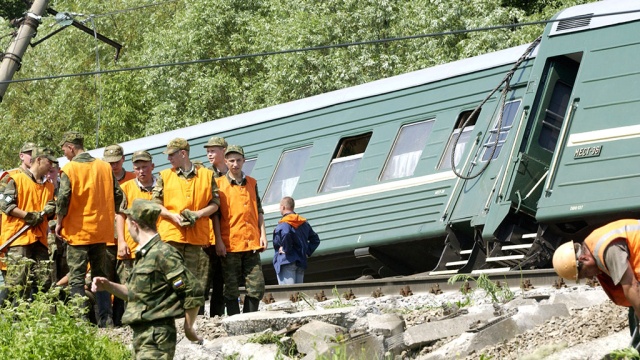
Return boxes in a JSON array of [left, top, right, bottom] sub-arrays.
[[106, 284, 633, 359], [464, 301, 628, 360]]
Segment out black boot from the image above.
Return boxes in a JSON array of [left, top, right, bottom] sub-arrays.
[[210, 299, 225, 317], [225, 298, 240, 316], [243, 296, 260, 313]]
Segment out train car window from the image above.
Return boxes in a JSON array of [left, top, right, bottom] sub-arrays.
[[243, 158, 257, 176], [481, 100, 521, 162], [263, 146, 313, 205], [380, 120, 434, 181], [438, 109, 480, 170], [538, 82, 572, 152], [320, 133, 372, 193]]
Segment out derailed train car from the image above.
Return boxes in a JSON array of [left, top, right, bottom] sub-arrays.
[[70, 0, 640, 284]]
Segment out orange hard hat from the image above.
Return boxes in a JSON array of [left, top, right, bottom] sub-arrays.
[[552, 241, 579, 281]]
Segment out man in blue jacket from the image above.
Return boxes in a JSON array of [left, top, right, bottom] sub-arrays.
[[272, 197, 320, 284]]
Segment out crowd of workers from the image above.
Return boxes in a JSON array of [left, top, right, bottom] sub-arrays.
[[0, 132, 320, 358]]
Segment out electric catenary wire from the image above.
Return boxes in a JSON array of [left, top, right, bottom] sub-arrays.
[[2, 8, 640, 85], [449, 37, 541, 180]]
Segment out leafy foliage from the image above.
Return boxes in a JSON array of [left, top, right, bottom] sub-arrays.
[[0, 257, 130, 359], [448, 273, 514, 303], [0, 0, 595, 169], [0, 0, 28, 21]]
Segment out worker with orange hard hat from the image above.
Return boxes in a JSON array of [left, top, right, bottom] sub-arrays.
[[553, 219, 640, 349]]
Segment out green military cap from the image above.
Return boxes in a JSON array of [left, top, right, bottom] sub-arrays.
[[122, 199, 162, 227], [20, 142, 37, 153], [32, 147, 59, 164], [58, 131, 84, 147], [131, 150, 153, 163], [203, 136, 228, 148], [163, 138, 190, 155], [224, 144, 244, 157], [103, 144, 124, 163]]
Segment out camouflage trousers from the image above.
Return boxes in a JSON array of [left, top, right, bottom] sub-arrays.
[[167, 242, 209, 291], [66, 243, 111, 324], [4, 242, 50, 300], [221, 251, 265, 300], [130, 319, 176, 360], [117, 258, 134, 284]]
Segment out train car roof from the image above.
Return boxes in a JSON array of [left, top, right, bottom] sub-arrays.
[[57, 43, 538, 166], [549, 0, 640, 36]]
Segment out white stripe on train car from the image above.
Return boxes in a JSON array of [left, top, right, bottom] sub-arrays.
[[567, 124, 640, 147], [262, 170, 456, 214]]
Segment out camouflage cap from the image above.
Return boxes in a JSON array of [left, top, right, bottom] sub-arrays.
[[20, 142, 37, 154], [224, 144, 245, 157], [122, 199, 162, 227], [163, 138, 190, 154], [203, 136, 228, 148], [103, 144, 124, 163], [58, 131, 84, 147], [32, 147, 59, 164], [131, 150, 153, 163]]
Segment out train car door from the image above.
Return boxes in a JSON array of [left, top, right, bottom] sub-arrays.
[[507, 55, 581, 214]]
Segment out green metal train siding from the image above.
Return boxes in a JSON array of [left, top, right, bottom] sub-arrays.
[[530, 14, 640, 239], [117, 58, 535, 282]]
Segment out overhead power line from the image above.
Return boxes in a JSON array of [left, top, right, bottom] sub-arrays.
[[2, 8, 640, 86]]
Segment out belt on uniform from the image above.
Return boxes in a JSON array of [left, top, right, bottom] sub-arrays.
[[128, 317, 175, 331]]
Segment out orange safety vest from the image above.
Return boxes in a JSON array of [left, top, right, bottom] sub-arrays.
[[216, 176, 261, 252], [107, 171, 137, 247], [119, 179, 155, 259], [585, 219, 640, 307], [157, 167, 213, 246], [1, 172, 54, 247], [60, 159, 116, 245]]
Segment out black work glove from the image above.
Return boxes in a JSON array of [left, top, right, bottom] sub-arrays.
[[180, 209, 199, 227], [24, 211, 44, 227], [43, 200, 56, 217]]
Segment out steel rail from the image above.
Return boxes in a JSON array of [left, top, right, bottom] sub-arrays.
[[248, 269, 573, 303]]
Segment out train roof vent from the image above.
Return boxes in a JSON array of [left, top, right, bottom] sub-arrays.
[[556, 13, 592, 31]]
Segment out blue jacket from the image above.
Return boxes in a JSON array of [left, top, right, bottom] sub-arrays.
[[272, 213, 320, 274]]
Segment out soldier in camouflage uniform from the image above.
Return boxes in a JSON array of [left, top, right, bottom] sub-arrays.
[[0, 142, 37, 286], [203, 136, 228, 317], [213, 145, 266, 315], [0, 147, 57, 304], [152, 138, 220, 316], [56, 131, 125, 327], [92, 199, 204, 359]]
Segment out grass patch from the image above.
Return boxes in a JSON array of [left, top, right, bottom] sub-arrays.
[[0, 258, 130, 359]]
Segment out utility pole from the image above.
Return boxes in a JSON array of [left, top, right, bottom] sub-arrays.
[[0, 0, 49, 103]]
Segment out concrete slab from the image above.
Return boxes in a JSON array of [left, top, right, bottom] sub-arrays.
[[366, 313, 405, 337], [542, 328, 630, 360], [547, 289, 610, 310], [237, 343, 286, 360], [420, 303, 570, 359], [403, 311, 495, 348], [222, 307, 352, 336], [292, 320, 345, 356]]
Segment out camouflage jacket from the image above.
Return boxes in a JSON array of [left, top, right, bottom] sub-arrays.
[[121, 234, 205, 325]]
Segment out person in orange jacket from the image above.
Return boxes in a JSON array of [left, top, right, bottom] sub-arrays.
[[553, 219, 640, 349]]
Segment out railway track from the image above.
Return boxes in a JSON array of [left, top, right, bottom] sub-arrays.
[[254, 269, 572, 304]]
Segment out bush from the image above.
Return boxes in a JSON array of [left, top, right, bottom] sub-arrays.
[[0, 258, 130, 360]]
